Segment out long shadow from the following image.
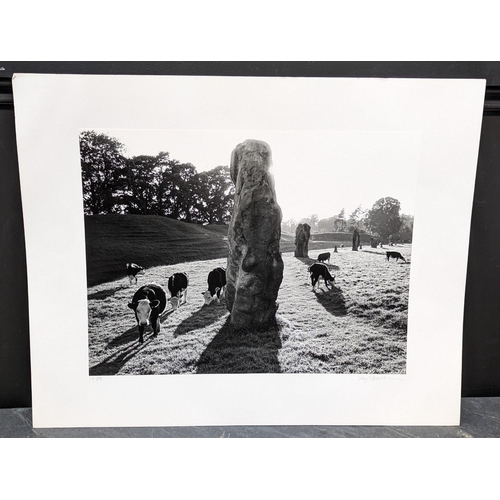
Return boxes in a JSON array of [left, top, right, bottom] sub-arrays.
[[90, 308, 177, 375], [89, 335, 156, 376], [295, 256, 316, 266], [196, 317, 282, 374], [173, 304, 229, 338], [88, 285, 124, 301], [295, 256, 340, 272], [107, 309, 176, 349], [313, 285, 347, 316]]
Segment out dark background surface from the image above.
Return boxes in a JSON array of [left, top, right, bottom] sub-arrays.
[[1, 61, 500, 408]]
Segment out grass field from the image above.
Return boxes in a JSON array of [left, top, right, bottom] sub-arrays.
[[84, 215, 360, 286], [87, 244, 410, 376]]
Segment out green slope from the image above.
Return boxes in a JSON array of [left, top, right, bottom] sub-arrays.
[[84, 215, 230, 286], [84, 215, 359, 287]]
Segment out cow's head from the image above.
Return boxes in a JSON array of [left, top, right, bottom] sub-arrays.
[[326, 275, 336, 288], [202, 288, 220, 305], [169, 296, 180, 310], [128, 298, 160, 326]]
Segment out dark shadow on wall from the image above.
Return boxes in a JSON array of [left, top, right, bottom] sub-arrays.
[[196, 317, 282, 374]]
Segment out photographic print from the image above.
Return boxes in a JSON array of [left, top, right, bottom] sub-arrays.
[[13, 74, 485, 426], [83, 129, 419, 376]]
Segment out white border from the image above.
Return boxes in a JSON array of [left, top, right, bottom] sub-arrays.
[[12, 74, 485, 427]]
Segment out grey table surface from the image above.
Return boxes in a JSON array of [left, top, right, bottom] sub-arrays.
[[1, 397, 500, 437]]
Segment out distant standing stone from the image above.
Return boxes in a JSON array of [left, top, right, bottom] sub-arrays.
[[226, 140, 284, 329], [294, 223, 311, 258]]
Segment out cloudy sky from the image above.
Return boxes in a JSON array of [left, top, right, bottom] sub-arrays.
[[99, 128, 421, 222]]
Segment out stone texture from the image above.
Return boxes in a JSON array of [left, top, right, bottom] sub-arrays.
[[352, 228, 360, 251], [226, 140, 284, 329], [294, 223, 311, 257]]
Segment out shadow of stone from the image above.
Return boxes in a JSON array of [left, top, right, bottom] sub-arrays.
[[313, 285, 347, 316], [88, 285, 124, 301], [196, 317, 282, 374], [173, 304, 229, 338], [296, 256, 340, 272], [295, 256, 316, 266]]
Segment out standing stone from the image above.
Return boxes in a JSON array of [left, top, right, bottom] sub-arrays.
[[294, 223, 311, 258], [352, 228, 360, 251], [226, 140, 284, 329]]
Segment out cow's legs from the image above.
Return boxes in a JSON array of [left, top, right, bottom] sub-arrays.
[[138, 325, 144, 343], [311, 275, 318, 290], [151, 314, 160, 336]]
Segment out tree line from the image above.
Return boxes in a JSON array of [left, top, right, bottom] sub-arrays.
[[282, 198, 414, 242], [80, 131, 234, 224]]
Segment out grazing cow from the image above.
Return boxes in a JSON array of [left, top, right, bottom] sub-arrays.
[[386, 251, 407, 263], [168, 272, 189, 310], [126, 263, 145, 284], [309, 263, 336, 290], [202, 267, 226, 305], [317, 252, 331, 263], [128, 283, 167, 343]]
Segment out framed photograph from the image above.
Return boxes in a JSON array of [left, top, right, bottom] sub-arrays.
[[13, 74, 485, 427]]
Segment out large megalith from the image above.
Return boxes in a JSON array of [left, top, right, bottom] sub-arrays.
[[352, 228, 360, 251], [226, 139, 284, 329], [294, 223, 311, 258]]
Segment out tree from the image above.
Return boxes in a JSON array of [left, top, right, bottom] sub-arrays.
[[317, 216, 337, 233], [300, 214, 319, 231], [365, 197, 403, 241], [79, 130, 235, 224], [395, 214, 414, 243], [281, 219, 298, 234], [196, 166, 234, 224], [346, 205, 367, 232], [335, 208, 346, 232], [162, 162, 198, 221], [80, 131, 127, 214]]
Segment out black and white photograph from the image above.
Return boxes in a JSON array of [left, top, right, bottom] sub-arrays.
[[82, 128, 419, 376], [12, 73, 485, 427]]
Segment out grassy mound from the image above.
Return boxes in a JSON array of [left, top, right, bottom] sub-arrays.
[[84, 215, 367, 287], [84, 215, 230, 286]]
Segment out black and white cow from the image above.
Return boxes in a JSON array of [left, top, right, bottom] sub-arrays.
[[126, 263, 145, 284], [202, 267, 226, 305], [386, 251, 406, 263], [309, 263, 336, 290], [168, 272, 189, 310], [127, 283, 167, 343], [317, 252, 331, 263]]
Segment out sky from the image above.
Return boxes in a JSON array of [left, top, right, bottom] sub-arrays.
[[95, 128, 421, 222]]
